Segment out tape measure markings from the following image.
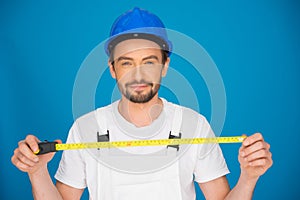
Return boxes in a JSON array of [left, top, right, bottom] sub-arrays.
[[55, 136, 246, 151]]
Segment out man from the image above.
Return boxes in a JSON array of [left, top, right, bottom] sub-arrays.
[[11, 7, 272, 200]]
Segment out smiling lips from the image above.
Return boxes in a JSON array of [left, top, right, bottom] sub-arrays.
[[129, 83, 150, 92]]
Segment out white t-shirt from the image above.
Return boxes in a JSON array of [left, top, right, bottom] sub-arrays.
[[55, 99, 229, 199]]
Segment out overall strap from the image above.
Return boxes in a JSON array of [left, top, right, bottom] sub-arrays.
[[95, 107, 110, 149], [171, 104, 183, 137], [95, 107, 113, 199], [167, 104, 183, 154]]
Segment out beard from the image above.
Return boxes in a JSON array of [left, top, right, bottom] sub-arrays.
[[118, 79, 161, 103]]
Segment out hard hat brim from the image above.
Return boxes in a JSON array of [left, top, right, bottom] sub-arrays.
[[104, 27, 172, 56]]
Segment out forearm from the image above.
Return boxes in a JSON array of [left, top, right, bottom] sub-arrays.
[[225, 174, 258, 200], [28, 166, 63, 200]]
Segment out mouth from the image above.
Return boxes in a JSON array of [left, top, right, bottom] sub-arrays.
[[126, 81, 153, 92], [128, 83, 151, 92]]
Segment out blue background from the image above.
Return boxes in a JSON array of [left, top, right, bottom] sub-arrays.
[[1, 0, 299, 199]]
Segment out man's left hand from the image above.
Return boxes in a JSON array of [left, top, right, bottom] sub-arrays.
[[238, 133, 273, 180]]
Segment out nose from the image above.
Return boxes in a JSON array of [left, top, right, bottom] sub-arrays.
[[131, 64, 144, 81]]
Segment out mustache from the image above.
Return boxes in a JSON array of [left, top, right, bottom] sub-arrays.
[[125, 80, 154, 87]]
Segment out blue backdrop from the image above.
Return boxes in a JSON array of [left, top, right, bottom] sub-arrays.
[[1, 0, 299, 199]]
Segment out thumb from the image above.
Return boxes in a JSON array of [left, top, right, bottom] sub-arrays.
[[54, 139, 62, 144]]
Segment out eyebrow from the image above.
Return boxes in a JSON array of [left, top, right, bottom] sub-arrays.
[[116, 55, 159, 63], [142, 55, 159, 62], [116, 56, 134, 63]]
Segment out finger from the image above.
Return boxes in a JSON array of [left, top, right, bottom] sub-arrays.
[[238, 154, 248, 168], [16, 158, 32, 172], [244, 149, 271, 163], [240, 141, 268, 157], [18, 141, 39, 162], [248, 158, 271, 167], [55, 139, 62, 144], [25, 135, 40, 154], [14, 148, 38, 167], [243, 133, 264, 147], [11, 153, 32, 172]]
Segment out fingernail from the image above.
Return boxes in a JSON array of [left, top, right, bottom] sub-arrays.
[[33, 149, 40, 155], [34, 157, 39, 162], [240, 151, 245, 157], [243, 140, 249, 146]]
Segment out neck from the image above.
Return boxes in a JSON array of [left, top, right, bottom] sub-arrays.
[[118, 94, 163, 127]]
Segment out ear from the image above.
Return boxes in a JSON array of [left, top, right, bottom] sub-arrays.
[[108, 60, 116, 79], [161, 57, 170, 77]]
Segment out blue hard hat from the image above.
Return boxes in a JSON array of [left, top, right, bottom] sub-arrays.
[[105, 7, 172, 56]]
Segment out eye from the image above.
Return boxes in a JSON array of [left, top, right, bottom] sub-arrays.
[[144, 61, 155, 65], [121, 61, 133, 67]]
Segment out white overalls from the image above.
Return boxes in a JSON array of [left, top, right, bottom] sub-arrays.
[[93, 105, 184, 200]]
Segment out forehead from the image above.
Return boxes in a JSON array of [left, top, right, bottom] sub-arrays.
[[113, 39, 162, 59]]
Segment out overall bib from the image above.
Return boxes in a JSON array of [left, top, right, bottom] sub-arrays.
[[94, 105, 184, 200]]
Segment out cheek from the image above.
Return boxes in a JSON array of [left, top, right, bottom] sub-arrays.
[[148, 69, 163, 82], [151, 74, 163, 84], [114, 70, 133, 85], [141, 66, 163, 77]]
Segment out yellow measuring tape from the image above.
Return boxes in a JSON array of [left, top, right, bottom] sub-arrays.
[[36, 136, 246, 155]]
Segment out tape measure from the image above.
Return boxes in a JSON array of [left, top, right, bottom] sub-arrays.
[[35, 136, 246, 155]]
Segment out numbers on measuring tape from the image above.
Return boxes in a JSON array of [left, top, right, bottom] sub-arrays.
[[56, 136, 246, 150], [37, 136, 246, 155]]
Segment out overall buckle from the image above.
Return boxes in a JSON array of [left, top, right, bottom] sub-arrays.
[[167, 131, 182, 151]]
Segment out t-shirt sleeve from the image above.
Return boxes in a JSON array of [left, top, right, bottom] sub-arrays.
[[193, 117, 230, 183], [54, 121, 87, 189]]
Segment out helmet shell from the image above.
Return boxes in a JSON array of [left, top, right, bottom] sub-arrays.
[[105, 7, 172, 56]]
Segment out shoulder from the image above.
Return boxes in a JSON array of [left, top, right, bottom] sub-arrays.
[[72, 102, 116, 134], [75, 103, 113, 125], [163, 99, 207, 123]]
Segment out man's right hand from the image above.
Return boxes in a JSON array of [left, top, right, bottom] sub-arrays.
[[11, 135, 61, 174]]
